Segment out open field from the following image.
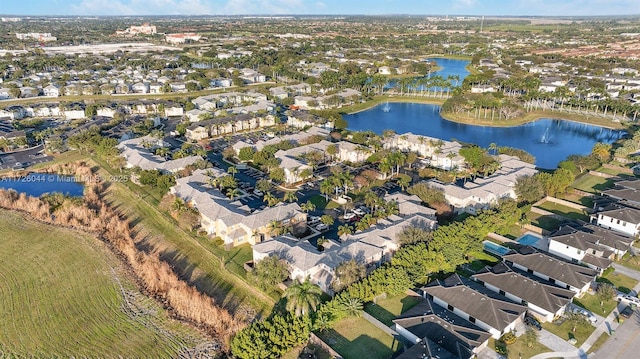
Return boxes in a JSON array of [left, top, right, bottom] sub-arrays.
[[316, 317, 400, 359], [0, 209, 205, 358]]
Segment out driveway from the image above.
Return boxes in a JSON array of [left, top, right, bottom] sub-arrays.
[[538, 328, 577, 353]]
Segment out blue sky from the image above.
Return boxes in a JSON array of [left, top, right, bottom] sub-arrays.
[[3, 0, 639, 16]]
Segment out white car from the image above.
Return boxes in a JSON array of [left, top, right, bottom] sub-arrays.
[[353, 208, 365, 216], [316, 223, 329, 231], [570, 307, 597, 323], [343, 212, 357, 220], [253, 189, 263, 196], [616, 293, 640, 306], [307, 216, 321, 225]]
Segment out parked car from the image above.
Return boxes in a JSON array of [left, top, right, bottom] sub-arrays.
[[620, 305, 634, 319], [570, 307, 597, 323], [343, 212, 357, 220], [253, 189, 263, 196], [308, 216, 321, 225], [524, 316, 542, 331], [616, 293, 640, 306], [353, 208, 365, 216], [316, 223, 329, 231]]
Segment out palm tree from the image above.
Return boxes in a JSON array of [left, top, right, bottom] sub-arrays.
[[300, 200, 316, 213], [226, 188, 241, 200], [263, 192, 277, 206], [256, 179, 272, 193], [283, 190, 298, 203], [284, 278, 323, 317], [268, 220, 284, 236], [337, 224, 353, 237], [340, 297, 363, 317], [488, 142, 498, 156], [320, 179, 333, 202], [227, 166, 238, 177], [171, 197, 187, 212], [397, 176, 410, 191]]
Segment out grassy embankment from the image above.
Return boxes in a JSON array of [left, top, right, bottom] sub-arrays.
[[0, 209, 205, 358], [440, 109, 626, 129], [91, 156, 276, 315]]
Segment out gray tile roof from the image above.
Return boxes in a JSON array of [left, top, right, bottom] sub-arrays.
[[597, 206, 640, 224], [394, 298, 490, 359], [472, 263, 574, 315], [503, 248, 597, 290], [421, 274, 526, 333]]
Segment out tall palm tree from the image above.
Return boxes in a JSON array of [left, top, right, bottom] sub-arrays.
[[320, 179, 333, 202], [340, 297, 363, 317], [268, 220, 284, 236], [284, 278, 323, 317], [301, 200, 316, 213], [337, 224, 353, 237], [226, 188, 241, 200], [227, 166, 238, 177], [283, 190, 298, 203]]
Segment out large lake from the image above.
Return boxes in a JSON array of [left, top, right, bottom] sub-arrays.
[[0, 173, 84, 197], [345, 102, 625, 169], [350, 57, 625, 169]]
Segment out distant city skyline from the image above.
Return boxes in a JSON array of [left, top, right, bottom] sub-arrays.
[[3, 0, 640, 17]]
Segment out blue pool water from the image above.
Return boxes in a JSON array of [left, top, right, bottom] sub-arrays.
[[0, 173, 84, 197], [517, 233, 542, 246], [483, 240, 511, 256]]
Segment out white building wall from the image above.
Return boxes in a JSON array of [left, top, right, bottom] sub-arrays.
[[596, 214, 639, 237]]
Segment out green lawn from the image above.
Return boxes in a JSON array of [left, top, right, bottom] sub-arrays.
[[595, 166, 631, 177], [309, 194, 330, 210], [587, 332, 610, 354], [559, 192, 594, 208], [597, 269, 639, 294], [364, 293, 422, 326], [488, 336, 552, 359], [535, 201, 589, 221], [0, 210, 204, 357], [316, 317, 401, 359], [618, 252, 640, 273], [526, 212, 563, 231], [542, 318, 595, 347], [573, 294, 617, 317], [571, 174, 615, 194]]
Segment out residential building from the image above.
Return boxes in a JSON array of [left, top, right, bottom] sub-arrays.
[[547, 224, 632, 272], [393, 299, 491, 359], [502, 246, 598, 294], [383, 132, 464, 170], [165, 33, 202, 44], [171, 169, 306, 248], [43, 84, 60, 97], [427, 155, 537, 214], [590, 204, 640, 237], [472, 262, 574, 322], [337, 141, 372, 163], [185, 113, 276, 141], [287, 110, 334, 129], [253, 213, 436, 293], [117, 136, 200, 173], [421, 274, 527, 339]]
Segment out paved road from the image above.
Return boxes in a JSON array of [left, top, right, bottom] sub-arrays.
[[591, 310, 640, 359], [612, 263, 640, 281]]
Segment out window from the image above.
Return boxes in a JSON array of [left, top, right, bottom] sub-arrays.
[[499, 290, 506, 296], [527, 269, 534, 274], [611, 218, 614, 223], [549, 278, 555, 284], [469, 316, 476, 323], [623, 222, 627, 227], [617, 219, 620, 224], [447, 304, 454, 311]]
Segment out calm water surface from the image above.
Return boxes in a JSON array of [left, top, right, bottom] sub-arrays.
[[346, 102, 625, 169], [0, 173, 84, 197]]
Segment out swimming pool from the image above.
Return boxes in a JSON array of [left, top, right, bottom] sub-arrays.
[[517, 233, 542, 246], [483, 241, 511, 256]]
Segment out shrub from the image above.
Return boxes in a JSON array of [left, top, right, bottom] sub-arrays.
[[501, 332, 517, 345]]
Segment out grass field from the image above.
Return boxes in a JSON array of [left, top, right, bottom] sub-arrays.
[[574, 294, 617, 317], [0, 209, 205, 358], [536, 201, 589, 221], [597, 269, 638, 294], [526, 212, 563, 231], [316, 317, 401, 359], [488, 336, 552, 359], [364, 293, 422, 326], [571, 174, 615, 194], [542, 318, 595, 347]]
